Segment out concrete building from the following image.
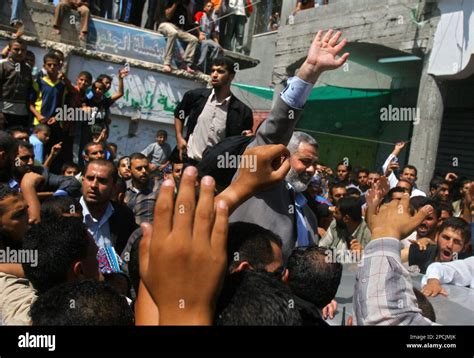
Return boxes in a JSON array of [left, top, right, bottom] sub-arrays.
[[0, 0, 258, 159], [236, 0, 474, 192]]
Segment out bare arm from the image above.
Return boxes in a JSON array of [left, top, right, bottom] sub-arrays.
[[0, 264, 24, 278], [165, 3, 177, 20], [21, 172, 45, 225], [110, 69, 128, 103], [43, 142, 62, 169]]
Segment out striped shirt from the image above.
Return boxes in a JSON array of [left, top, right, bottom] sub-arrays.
[[354, 237, 435, 325]]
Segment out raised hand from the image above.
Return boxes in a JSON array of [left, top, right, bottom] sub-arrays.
[[118, 68, 129, 79], [365, 176, 389, 231], [50, 142, 62, 156], [370, 193, 433, 240], [140, 167, 228, 325], [217, 144, 290, 213], [298, 29, 350, 84]]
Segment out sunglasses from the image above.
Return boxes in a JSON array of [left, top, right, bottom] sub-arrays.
[[19, 155, 34, 162]]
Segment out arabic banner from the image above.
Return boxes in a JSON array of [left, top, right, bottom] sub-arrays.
[[87, 19, 185, 66]]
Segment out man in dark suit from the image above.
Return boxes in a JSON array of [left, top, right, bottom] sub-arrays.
[[79, 159, 138, 255], [174, 56, 253, 163], [230, 29, 350, 262]]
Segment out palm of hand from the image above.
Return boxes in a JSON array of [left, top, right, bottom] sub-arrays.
[[307, 42, 340, 70]]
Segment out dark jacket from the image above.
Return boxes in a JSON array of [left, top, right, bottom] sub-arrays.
[[0, 59, 32, 112], [174, 88, 253, 140], [109, 202, 139, 255], [32, 166, 82, 198]]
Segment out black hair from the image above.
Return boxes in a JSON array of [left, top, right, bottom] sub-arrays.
[[30, 280, 134, 325], [84, 159, 118, 183], [413, 287, 436, 322], [129, 152, 148, 162], [17, 140, 33, 151], [438, 217, 471, 245], [84, 141, 105, 154], [22, 217, 90, 294], [92, 80, 106, 90], [212, 56, 237, 75], [385, 187, 406, 203], [0, 131, 19, 182], [403, 164, 418, 177], [108, 142, 118, 151], [437, 201, 453, 216], [50, 49, 64, 60], [78, 71, 93, 83], [337, 196, 362, 222], [330, 183, 347, 196], [410, 196, 441, 219], [61, 161, 80, 174], [357, 168, 369, 176], [6, 126, 28, 136], [429, 176, 449, 191], [286, 246, 342, 309], [97, 74, 113, 83], [40, 196, 82, 219], [156, 130, 168, 138], [215, 270, 302, 325], [227, 222, 283, 273], [43, 52, 59, 64], [346, 187, 361, 197], [336, 161, 352, 172]]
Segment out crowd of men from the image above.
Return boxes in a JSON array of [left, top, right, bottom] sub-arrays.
[[9, 0, 257, 73], [0, 28, 473, 326]]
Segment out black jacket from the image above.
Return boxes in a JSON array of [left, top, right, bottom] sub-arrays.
[[109, 202, 139, 256], [174, 88, 253, 140], [0, 59, 32, 109]]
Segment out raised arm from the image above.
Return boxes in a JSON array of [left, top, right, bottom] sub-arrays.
[[110, 68, 129, 103], [354, 194, 436, 325], [252, 30, 349, 148]]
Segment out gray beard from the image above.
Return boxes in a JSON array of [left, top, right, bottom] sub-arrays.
[[286, 167, 312, 193]]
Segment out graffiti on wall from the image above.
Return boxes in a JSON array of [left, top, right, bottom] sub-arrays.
[[67, 55, 202, 123]]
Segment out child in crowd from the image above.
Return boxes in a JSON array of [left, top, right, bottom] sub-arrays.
[[29, 124, 51, 164]]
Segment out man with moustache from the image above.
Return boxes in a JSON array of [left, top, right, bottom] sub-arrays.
[[401, 197, 440, 248], [80, 159, 137, 254], [229, 29, 349, 262], [402, 217, 471, 273], [230, 131, 320, 262], [123, 153, 161, 225], [319, 196, 371, 254]]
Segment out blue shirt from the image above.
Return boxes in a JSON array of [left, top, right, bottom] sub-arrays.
[[80, 196, 115, 249], [280, 76, 314, 109], [29, 134, 44, 164]]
